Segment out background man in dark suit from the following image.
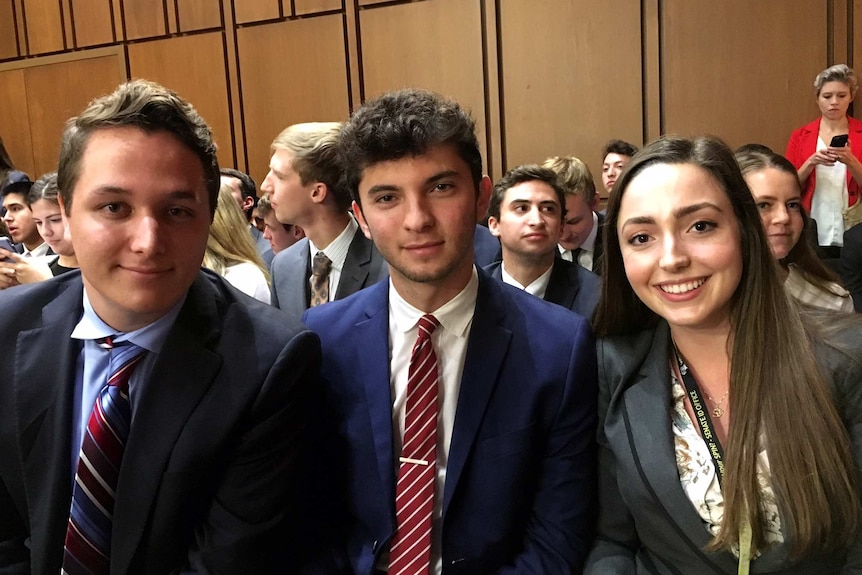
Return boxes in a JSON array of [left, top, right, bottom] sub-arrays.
[[304, 89, 597, 574], [262, 122, 387, 319], [0, 80, 322, 574], [839, 223, 862, 311], [485, 164, 600, 317], [543, 155, 605, 274]]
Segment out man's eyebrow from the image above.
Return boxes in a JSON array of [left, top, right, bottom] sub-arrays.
[[424, 170, 458, 186]]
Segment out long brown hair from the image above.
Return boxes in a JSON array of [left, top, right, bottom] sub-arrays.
[[594, 136, 859, 557], [735, 150, 846, 296]]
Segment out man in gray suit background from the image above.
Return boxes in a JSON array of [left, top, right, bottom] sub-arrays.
[[262, 122, 387, 319]]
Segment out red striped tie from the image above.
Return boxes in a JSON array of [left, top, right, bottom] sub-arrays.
[[63, 339, 144, 575], [389, 314, 440, 575]]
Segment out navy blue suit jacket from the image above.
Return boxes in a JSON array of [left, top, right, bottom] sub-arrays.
[[484, 257, 600, 318], [302, 268, 597, 574]]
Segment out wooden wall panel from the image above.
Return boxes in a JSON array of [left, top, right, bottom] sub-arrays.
[[176, 0, 221, 31], [0, 0, 19, 59], [71, 0, 114, 47], [23, 0, 65, 54], [360, 0, 487, 171], [499, 0, 642, 180], [235, 0, 279, 24], [24, 55, 122, 175], [295, 0, 341, 16], [237, 15, 350, 186], [122, 0, 166, 40], [662, 0, 827, 153], [127, 33, 234, 167], [855, 0, 862, 70], [0, 69, 34, 176]]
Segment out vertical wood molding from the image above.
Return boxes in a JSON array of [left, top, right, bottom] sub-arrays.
[[222, 0, 244, 170], [833, 0, 849, 64], [62, 0, 74, 48], [642, 0, 661, 141], [166, 0, 178, 34], [482, 0, 501, 181], [344, 0, 362, 111], [111, 0, 122, 39], [15, 0, 28, 54]]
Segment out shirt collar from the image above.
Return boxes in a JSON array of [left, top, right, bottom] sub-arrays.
[[390, 266, 478, 339], [71, 287, 186, 354], [500, 261, 553, 297], [308, 217, 358, 272], [23, 242, 49, 258]]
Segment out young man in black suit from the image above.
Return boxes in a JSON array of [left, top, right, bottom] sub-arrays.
[[485, 164, 600, 317], [0, 79, 322, 574]]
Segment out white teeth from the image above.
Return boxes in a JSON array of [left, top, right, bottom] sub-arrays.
[[659, 278, 705, 294]]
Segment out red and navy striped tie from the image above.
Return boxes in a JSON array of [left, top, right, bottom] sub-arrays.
[[62, 338, 144, 575], [389, 314, 440, 575]]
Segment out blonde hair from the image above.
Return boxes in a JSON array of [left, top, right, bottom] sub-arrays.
[[542, 156, 597, 204], [814, 64, 859, 98], [204, 184, 270, 285], [271, 122, 347, 209]]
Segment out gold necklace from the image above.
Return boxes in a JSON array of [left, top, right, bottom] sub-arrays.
[[707, 390, 729, 418]]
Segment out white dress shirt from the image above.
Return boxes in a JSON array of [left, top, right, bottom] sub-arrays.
[[22, 242, 50, 258], [386, 267, 478, 574], [812, 137, 848, 246], [308, 217, 358, 297], [500, 261, 553, 299]]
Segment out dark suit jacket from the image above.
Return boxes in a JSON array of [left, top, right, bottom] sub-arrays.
[[592, 211, 605, 275], [303, 269, 598, 575], [473, 224, 501, 267], [0, 270, 322, 575], [840, 224, 862, 311], [586, 321, 862, 574], [270, 228, 388, 319], [484, 256, 600, 318]]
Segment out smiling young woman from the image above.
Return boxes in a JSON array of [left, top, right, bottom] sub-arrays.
[[587, 136, 862, 574]]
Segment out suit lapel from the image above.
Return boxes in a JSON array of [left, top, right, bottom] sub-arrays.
[[112, 275, 223, 573], [620, 324, 737, 572], [354, 284, 397, 506], [544, 259, 577, 309], [443, 273, 511, 515], [15, 280, 83, 574], [287, 240, 311, 317], [335, 229, 371, 300]]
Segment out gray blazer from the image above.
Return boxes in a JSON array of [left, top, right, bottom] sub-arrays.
[[270, 228, 388, 320], [586, 320, 862, 574]]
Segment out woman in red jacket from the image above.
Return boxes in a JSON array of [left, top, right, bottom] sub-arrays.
[[786, 64, 862, 258]]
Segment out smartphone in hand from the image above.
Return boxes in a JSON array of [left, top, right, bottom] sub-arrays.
[[830, 134, 849, 147], [0, 237, 17, 263]]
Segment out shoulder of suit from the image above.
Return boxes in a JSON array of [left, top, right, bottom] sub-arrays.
[[271, 238, 310, 269]]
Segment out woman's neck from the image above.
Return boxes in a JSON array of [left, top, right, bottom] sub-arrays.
[[670, 323, 732, 383], [821, 116, 849, 132], [58, 254, 78, 268]]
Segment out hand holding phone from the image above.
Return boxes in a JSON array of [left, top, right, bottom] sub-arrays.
[[830, 134, 849, 147]]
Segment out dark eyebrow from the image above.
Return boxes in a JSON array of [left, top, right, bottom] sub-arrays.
[[91, 186, 200, 202], [366, 169, 461, 196], [673, 202, 722, 219], [621, 202, 723, 228]]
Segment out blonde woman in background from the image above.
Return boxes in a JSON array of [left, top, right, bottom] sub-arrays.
[[204, 184, 271, 304]]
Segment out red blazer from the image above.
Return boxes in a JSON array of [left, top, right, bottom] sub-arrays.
[[785, 116, 862, 211]]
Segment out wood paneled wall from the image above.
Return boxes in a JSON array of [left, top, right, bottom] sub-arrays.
[[0, 0, 858, 196]]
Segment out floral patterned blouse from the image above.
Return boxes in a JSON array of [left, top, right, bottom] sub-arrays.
[[670, 371, 783, 557]]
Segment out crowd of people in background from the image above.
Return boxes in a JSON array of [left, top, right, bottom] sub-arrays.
[[0, 62, 861, 574]]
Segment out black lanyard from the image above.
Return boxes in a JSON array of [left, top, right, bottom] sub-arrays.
[[673, 346, 726, 487]]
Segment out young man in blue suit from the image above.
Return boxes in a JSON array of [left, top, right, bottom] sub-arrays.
[[303, 89, 598, 574], [0, 80, 322, 574], [485, 164, 600, 317]]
